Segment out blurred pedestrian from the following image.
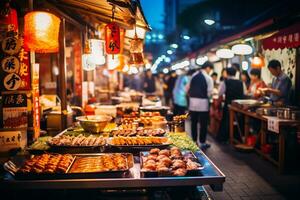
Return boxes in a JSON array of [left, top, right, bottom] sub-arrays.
[[173, 69, 189, 115], [155, 72, 164, 100], [218, 67, 244, 142], [241, 70, 251, 91], [143, 69, 156, 94], [165, 71, 177, 107], [186, 61, 214, 149]]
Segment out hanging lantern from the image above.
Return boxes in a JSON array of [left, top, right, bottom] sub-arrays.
[[216, 48, 234, 59], [0, 5, 18, 32], [231, 44, 253, 55], [82, 54, 96, 71], [107, 54, 120, 70], [251, 55, 265, 68], [24, 11, 60, 53], [88, 39, 106, 65], [105, 22, 120, 55]]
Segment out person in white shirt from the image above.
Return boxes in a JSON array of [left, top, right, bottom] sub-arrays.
[[186, 61, 214, 149]]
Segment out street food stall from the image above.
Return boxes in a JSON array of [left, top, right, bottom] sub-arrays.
[[0, 0, 226, 198]]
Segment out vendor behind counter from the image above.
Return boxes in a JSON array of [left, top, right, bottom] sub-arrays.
[[259, 59, 292, 106]]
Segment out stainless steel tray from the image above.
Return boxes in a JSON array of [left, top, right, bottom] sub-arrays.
[[11, 153, 134, 180], [140, 150, 204, 177], [1, 151, 225, 191]]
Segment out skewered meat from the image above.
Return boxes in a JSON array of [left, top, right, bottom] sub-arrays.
[[49, 135, 105, 146]]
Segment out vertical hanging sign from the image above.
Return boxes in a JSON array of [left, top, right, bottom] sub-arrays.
[[105, 22, 120, 55], [32, 63, 40, 139]]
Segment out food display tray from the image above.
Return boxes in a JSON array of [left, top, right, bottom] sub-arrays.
[[48, 130, 106, 154], [2, 151, 225, 192], [140, 151, 204, 178], [106, 138, 171, 154], [13, 153, 134, 180]]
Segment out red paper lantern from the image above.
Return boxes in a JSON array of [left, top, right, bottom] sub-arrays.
[[105, 22, 120, 54], [24, 11, 60, 53], [0, 8, 18, 31]]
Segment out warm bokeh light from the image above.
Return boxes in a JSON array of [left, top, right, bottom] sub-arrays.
[[24, 11, 60, 53]]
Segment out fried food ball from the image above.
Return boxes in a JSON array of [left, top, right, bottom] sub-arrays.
[[159, 149, 170, 157], [172, 159, 186, 169], [150, 148, 160, 155], [144, 159, 156, 166], [172, 168, 187, 176], [157, 166, 169, 172], [156, 155, 168, 161], [159, 157, 172, 167], [146, 154, 158, 161], [143, 162, 156, 171]]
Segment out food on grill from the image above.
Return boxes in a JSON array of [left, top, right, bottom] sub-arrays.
[[69, 154, 128, 173], [109, 136, 169, 146], [49, 134, 105, 146], [141, 147, 202, 176], [19, 154, 74, 174], [111, 127, 166, 137]]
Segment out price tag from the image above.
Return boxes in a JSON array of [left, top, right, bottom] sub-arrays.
[[267, 117, 279, 133]]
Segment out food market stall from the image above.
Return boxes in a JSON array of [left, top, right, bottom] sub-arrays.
[[1, 113, 226, 198], [228, 100, 300, 173]]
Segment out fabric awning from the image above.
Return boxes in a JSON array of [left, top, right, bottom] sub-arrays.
[[262, 22, 300, 50]]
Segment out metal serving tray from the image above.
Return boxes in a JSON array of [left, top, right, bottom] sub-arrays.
[[11, 153, 134, 180], [1, 151, 225, 192], [140, 150, 204, 177], [48, 130, 106, 154]]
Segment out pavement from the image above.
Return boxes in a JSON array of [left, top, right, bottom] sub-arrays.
[[200, 135, 300, 200]]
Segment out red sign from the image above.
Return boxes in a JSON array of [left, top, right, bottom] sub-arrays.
[[105, 22, 120, 54], [262, 23, 300, 50], [32, 64, 40, 139], [73, 41, 82, 104]]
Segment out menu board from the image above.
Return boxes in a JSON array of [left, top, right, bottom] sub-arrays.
[[2, 93, 28, 129], [0, 131, 25, 152]]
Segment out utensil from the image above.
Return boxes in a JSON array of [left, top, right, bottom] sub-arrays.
[[76, 115, 112, 133]]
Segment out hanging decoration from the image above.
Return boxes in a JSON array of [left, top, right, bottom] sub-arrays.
[[24, 11, 60, 53], [82, 29, 96, 71], [88, 39, 106, 65], [251, 54, 265, 68], [105, 5, 120, 55], [0, 2, 18, 33], [129, 26, 144, 65], [231, 44, 253, 55], [216, 48, 234, 59]]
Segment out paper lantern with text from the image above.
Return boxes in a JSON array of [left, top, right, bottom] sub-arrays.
[[105, 22, 120, 54], [24, 11, 60, 53]]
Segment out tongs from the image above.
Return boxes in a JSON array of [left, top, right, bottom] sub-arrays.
[[3, 160, 18, 176]]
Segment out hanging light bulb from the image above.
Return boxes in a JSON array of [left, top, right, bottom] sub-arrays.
[[216, 48, 234, 59], [231, 44, 253, 55], [251, 54, 265, 68], [24, 11, 60, 53]]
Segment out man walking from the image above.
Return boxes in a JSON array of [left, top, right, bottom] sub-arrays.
[[187, 61, 214, 149]]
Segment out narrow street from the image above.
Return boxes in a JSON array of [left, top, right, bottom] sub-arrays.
[[202, 135, 300, 200]]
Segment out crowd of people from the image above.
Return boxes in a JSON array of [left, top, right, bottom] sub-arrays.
[[124, 59, 292, 149]]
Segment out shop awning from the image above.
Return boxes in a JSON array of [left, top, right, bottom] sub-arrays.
[[47, 0, 150, 31], [262, 22, 300, 50]]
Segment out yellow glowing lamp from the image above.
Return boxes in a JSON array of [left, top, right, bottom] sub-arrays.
[[24, 11, 61, 53]]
